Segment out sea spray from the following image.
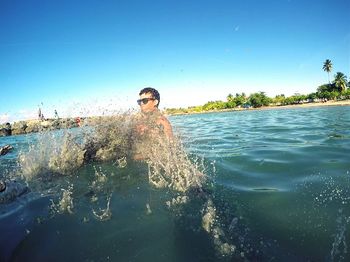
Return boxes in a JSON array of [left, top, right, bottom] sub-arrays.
[[82, 114, 134, 163], [296, 172, 350, 261], [116, 157, 127, 168], [16, 115, 135, 223], [14, 112, 241, 258], [92, 193, 112, 221], [166, 195, 189, 208], [92, 166, 108, 188], [201, 199, 236, 257], [146, 138, 206, 192], [48, 133, 85, 175], [330, 209, 349, 262], [17, 113, 135, 180], [50, 184, 74, 214], [18, 131, 86, 180], [145, 203, 152, 215], [143, 135, 242, 258]]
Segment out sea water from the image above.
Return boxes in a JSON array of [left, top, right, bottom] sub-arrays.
[[0, 105, 349, 261]]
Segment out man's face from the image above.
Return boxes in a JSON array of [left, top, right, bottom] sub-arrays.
[[138, 92, 158, 113]]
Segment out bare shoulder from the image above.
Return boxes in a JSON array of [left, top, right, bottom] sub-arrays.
[[157, 115, 171, 125], [156, 115, 173, 138]]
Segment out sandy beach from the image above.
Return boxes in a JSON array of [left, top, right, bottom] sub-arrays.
[[166, 99, 350, 116], [260, 99, 350, 110]]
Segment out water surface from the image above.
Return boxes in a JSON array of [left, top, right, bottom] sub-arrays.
[[1, 105, 349, 261]]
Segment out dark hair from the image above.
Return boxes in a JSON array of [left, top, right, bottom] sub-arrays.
[[139, 87, 160, 107]]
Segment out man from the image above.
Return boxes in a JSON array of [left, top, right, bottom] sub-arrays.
[[54, 109, 59, 119], [38, 107, 42, 120], [133, 87, 173, 160], [136, 87, 173, 139]]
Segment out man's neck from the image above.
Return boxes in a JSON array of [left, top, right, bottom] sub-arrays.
[[142, 108, 159, 115]]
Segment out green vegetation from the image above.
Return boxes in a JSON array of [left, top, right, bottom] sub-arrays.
[[165, 59, 350, 115], [323, 59, 333, 84]]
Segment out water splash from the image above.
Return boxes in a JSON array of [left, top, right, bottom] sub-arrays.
[[142, 133, 240, 256], [166, 195, 189, 208], [146, 139, 206, 192], [298, 172, 350, 261], [202, 199, 236, 257], [51, 184, 74, 214], [12, 112, 240, 259], [312, 175, 350, 207], [48, 133, 85, 175], [18, 131, 86, 180], [146, 203, 152, 215], [116, 157, 127, 168], [330, 209, 349, 262], [92, 166, 108, 188], [92, 193, 112, 221], [17, 113, 135, 181], [87, 166, 114, 221]]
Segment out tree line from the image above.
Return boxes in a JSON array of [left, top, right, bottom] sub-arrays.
[[165, 59, 350, 114]]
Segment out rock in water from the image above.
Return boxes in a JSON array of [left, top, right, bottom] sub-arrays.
[[0, 180, 29, 204], [0, 145, 13, 156], [0, 180, 5, 192], [0, 123, 12, 136]]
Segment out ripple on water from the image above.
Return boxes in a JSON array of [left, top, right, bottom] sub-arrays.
[[1, 106, 349, 261]]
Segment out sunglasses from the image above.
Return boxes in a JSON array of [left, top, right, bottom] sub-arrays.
[[137, 98, 155, 105]]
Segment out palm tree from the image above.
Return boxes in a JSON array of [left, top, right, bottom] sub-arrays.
[[333, 72, 347, 93], [323, 59, 333, 84]]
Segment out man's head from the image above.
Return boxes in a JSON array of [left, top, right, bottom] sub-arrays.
[[138, 87, 160, 113]]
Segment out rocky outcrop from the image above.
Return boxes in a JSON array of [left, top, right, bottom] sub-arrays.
[[0, 118, 85, 136], [11, 121, 28, 135], [0, 123, 12, 136], [25, 121, 40, 133]]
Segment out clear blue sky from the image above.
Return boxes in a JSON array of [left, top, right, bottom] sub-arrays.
[[0, 0, 349, 122]]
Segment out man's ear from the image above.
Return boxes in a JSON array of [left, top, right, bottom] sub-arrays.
[[154, 99, 159, 107]]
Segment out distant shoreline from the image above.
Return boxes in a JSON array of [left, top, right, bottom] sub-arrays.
[[166, 99, 350, 116], [0, 117, 83, 137], [1, 100, 349, 136]]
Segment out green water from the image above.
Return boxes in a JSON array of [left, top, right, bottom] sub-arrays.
[[1, 105, 349, 261]]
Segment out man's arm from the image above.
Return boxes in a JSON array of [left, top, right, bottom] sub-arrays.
[[158, 117, 174, 140]]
